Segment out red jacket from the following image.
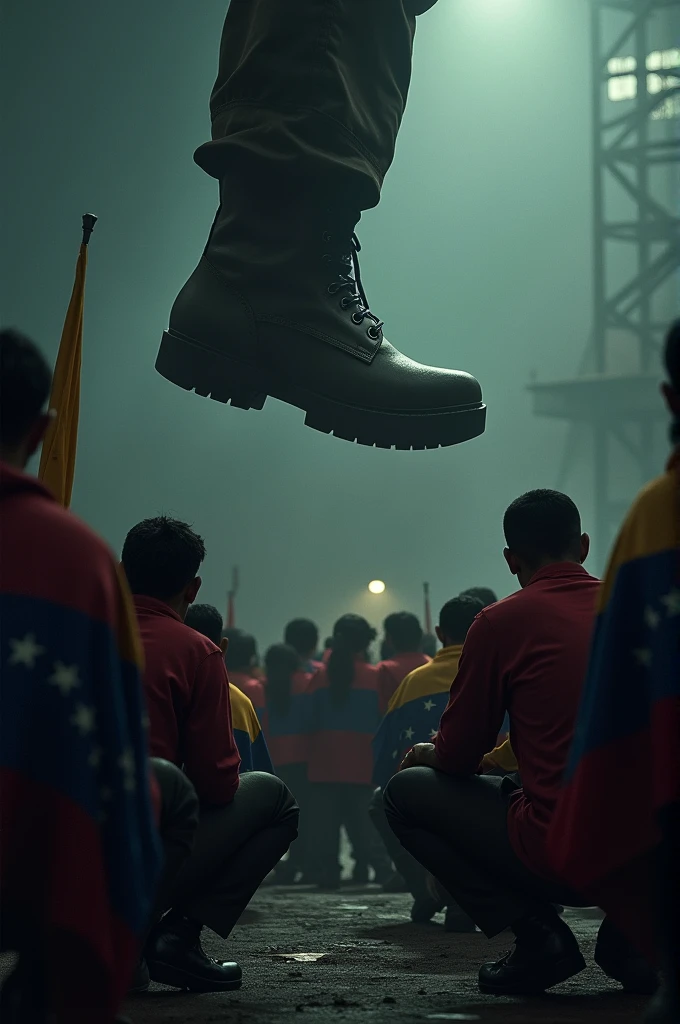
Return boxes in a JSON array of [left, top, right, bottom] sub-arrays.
[[376, 652, 431, 713], [134, 596, 240, 805], [435, 563, 599, 880], [307, 660, 382, 784]]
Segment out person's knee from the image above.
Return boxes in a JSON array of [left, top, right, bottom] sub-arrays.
[[150, 757, 199, 831], [239, 771, 300, 833], [384, 766, 436, 814]]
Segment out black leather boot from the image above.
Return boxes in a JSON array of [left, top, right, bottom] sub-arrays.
[[145, 914, 242, 993], [157, 184, 485, 450], [478, 912, 586, 995]]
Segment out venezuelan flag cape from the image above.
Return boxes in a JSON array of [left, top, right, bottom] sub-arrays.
[[0, 465, 162, 1023], [548, 450, 680, 956], [373, 645, 463, 789], [230, 683, 274, 773]]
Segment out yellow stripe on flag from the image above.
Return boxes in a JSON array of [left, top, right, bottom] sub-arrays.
[[38, 214, 96, 507]]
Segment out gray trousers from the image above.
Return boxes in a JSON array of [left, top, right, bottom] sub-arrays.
[[384, 767, 586, 937], [154, 768, 299, 938]]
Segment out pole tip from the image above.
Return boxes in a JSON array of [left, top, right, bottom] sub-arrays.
[[82, 213, 98, 246]]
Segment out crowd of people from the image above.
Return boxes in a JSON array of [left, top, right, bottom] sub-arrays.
[[1, 320, 678, 1024]]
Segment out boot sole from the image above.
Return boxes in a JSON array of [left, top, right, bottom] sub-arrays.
[[156, 329, 486, 450], [478, 951, 587, 996], [147, 959, 243, 993]]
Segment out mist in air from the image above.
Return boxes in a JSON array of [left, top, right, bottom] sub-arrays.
[[1, 0, 675, 649]]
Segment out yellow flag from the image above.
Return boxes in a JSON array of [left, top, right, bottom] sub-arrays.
[[38, 214, 96, 507]]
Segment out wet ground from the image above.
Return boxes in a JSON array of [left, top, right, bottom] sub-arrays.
[[122, 886, 650, 1024]]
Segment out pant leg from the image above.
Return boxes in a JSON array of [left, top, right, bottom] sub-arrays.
[[306, 783, 342, 885], [341, 784, 376, 877], [658, 802, 680, 1006], [384, 768, 583, 938], [148, 758, 200, 926], [195, 0, 440, 209], [171, 772, 298, 938], [369, 787, 431, 900]]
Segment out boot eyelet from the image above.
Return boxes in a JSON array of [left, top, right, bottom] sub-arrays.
[[351, 312, 364, 326], [339, 297, 352, 310], [367, 326, 381, 341], [327, 282, 340, 295]]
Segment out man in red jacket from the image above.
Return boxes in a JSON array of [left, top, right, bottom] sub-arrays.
[[385, 489, 654, 996], [122, 517, 299, 993], [376, 611, 430, 712]]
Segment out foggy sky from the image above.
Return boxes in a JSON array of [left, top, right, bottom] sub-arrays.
[[1, 0, 674, 652]]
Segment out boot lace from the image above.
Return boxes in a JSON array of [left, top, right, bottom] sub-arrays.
[[324, 232, 384, 342]]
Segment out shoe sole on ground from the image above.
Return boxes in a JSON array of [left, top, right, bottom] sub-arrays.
[[156, 329, 486, 450], [478, 951, 587, 996], [147, 960, 242, 993]]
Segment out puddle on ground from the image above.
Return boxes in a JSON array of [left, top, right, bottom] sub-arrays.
[[274, 952, 328, 962], [426, 1015, 481, 1021]]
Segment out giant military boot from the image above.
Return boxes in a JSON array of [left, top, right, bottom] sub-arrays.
[[157, 0, 486, 449]]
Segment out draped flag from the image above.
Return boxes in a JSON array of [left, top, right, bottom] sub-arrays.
[[373, 645, 463, 789], [230, 682, 274, 773], [38, 214, 96, 507], [548, 450, 680, 954]]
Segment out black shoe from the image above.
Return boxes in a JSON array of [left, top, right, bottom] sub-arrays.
[[478, 914, 586, 995], [127, 957, 150, 994], [145, 915, 242, 993], [594, 917, 659, 995], [444, 904, 477, 933], [411, 895, 444, 923], [156, 184, 485, 450], [643, 980, 680, 1023]]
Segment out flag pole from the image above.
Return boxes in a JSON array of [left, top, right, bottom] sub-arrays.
[[38, 213, 97, 507], [423, 582, 432, 635]]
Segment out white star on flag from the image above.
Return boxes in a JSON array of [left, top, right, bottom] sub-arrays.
[[423, 699, 435, 712], [429, 729, 438, 740], [49, 661, 80, 696], [404, 727, 414, 741], [71, 703, 96, 736], [633, 648, 652, 668], [8, 633, 45, 669], [644, 606, 660, 631], [661, 589, 680, 617], [118, 748, 136, 792], [392, 749, 399, 759], [88, 746, 103, 768]]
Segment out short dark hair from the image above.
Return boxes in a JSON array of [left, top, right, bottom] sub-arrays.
[[460, 586, 498, 608], [121, 516, 206, 600], [438, 595, 484, 644], [0, 328, 52, 447], [383, 611, 423, 653], [284, 618, 319, 656], [223, 627, 257, 672], [503, 489, 582, 568], [185, 603, 223, 646], [665, 319, 680, 392]]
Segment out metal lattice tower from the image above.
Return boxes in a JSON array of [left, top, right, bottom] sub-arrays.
[[529, 0, 679, 569]]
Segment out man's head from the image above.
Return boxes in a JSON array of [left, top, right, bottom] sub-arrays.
[[185, 603, 223, 647], [662, 319, 680, 439], [223, 628, 258, 673], [503, 489, 588, 587], [121, 516, 206, 617], [0, 328, 52, 469], [460, 586, 498, 608], [383, 611, 423, 654], [284, 618, 319, 659], [436, 595, 484, 647]]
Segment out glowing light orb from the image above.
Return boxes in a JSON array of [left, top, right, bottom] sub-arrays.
[[368, 580, 386, 595]]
